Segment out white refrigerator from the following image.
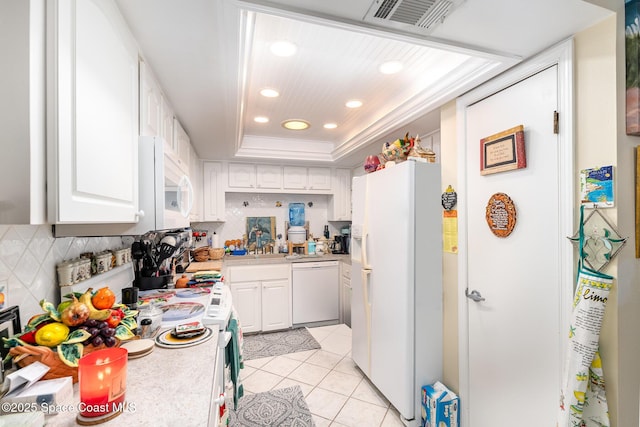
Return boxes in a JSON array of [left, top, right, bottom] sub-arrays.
[[351, 160, 443, 424]]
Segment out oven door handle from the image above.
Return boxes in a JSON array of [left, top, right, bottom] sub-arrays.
[[219, 331, 232, 348]]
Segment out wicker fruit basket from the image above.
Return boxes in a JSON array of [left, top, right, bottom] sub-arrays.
[[193, 246, 210, 262], [208, 248, 225, 260], [8, 341, 120, 383]]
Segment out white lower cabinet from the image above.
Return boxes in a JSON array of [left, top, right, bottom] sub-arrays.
[[231, 281, 262, 333], [261, 279, 290, 331], [340, 262, 352, 327], [226, 264, 291, 333]]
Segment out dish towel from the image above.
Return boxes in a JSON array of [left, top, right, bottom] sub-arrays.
[[226, 307, 244, 410], [558, 206, 613, 427]]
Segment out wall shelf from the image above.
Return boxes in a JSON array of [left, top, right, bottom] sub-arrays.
[[59, 263, 135, 302]]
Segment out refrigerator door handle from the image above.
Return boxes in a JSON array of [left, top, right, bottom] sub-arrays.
[[362, 267, 372, 372], [362, 230, 371, 269]]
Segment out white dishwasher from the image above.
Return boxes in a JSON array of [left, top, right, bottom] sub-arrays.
[[292, 260, 340, 325]]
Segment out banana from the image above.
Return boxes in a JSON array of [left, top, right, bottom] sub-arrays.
[[79, 288, 111, 321]]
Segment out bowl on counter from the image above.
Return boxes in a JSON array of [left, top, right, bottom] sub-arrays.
[[208, 248, 225, 260]]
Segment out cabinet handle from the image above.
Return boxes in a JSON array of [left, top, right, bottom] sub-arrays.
[[135, 210, 145, 218], [213, 394, 225, 405]]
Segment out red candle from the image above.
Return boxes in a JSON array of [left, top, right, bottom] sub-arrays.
[[78, 348, 128, 417]]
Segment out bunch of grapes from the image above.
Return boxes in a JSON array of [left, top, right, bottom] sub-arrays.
[[77, 319, 117, 347]]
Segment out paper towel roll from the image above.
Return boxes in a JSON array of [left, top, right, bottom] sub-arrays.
[[213, 232, 220, 248]]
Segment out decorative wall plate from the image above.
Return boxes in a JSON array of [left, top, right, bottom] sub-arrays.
[[485, 193, 517, 237], [441, 185, 457, 210]]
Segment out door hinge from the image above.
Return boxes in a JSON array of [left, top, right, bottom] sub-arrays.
[[553, 110, 559, 134]]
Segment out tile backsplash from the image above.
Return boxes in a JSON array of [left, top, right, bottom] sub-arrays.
[[0, 193, 351, 326], [192, 193, 350, 248], [0, 224, 126, 326]]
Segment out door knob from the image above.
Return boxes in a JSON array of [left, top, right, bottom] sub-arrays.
[[465, 288, 485, 302]]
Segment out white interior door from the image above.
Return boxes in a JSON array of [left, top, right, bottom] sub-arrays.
[[463, 65, 565, 426]]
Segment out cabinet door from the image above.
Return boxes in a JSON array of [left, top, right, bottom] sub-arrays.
[[139, 60, 161, 137], [230, 282, 261, 334], [329, 169, 352, 221], [341, 273, 352, 327], [262, 279, 290, 332], [228, 163, 255, 189], [203, 162, 225, 221], [161, 94, 175, 154], [283, 166, 307, 190], [190, 146, 202, 222], [48, 0, 140, 223], [308, 168, 331, 190], [174, 119, 191, 174], [256, 165, 282, 189]]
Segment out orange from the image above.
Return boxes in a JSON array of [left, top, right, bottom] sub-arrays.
[[91, 287, 116, 310]]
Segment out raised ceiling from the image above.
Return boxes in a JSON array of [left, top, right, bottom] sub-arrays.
[[115, 0, 613, 167]]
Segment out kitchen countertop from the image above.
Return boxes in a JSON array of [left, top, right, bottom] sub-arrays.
[[185, 253, 350, 271], [44, 328, 219, 426]]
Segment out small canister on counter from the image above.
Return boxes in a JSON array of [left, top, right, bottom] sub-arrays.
[[57, 261, 74, 287], [137, 302, 163, 339]]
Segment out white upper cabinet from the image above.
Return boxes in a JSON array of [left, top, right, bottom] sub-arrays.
[[190, 145, 202, 222], [161, 94, 175, 155], [308, 167, 332, 190], [282, 166, 307, 190], [0, 0, 46, 224], [225, 163, 334, 194], [328, 168, 351, 221], [203, 162, 225, 221], [283, 166, 331, 192], [139, 59, 161, 138], [228, 163, 256, 189], [256, 165, 282, 189], [173, 118, 190, 174], [47, 0, 140, 223]]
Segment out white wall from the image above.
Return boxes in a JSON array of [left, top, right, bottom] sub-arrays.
[[193, 193, 350, 248]]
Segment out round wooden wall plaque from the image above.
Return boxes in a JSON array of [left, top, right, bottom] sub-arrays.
[[485, 193, 517, 237]]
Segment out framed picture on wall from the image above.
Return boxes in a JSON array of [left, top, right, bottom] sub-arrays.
[[480, 125, 527, 175], [627, 0, 640, 135], [246, 216, 276, 248]]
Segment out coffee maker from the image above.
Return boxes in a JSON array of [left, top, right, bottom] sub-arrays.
[[331, 234, 350, 254], [132, 228, 191, 290]]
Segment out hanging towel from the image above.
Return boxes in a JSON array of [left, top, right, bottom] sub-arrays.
[[226, 307, 244, 410], [558, 206, 613, 427], [582, 350, 610, 426]]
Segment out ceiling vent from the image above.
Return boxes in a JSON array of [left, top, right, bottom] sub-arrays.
[[364, 0, 464, 32]]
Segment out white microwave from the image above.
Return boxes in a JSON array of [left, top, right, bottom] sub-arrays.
[[138, 136, 193, 232], [53, 136, 192, 237]]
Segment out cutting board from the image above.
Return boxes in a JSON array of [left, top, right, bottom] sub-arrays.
[[185, 260, 223, 273]]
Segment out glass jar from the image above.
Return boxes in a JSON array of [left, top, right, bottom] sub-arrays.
[[137, 303, 163, 339]]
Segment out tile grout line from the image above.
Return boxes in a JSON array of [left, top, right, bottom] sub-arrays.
[[243, 326, 398, 426]]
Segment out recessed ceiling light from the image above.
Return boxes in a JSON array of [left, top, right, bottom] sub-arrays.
[[323, 123, 338, 129], [379, 61, 404, 75], [282, 119, 310, 130], [254, 116, 269, 123], [270, 41, 297, 57], [345, 100, 363, 108], [260, 88, 279, 98]]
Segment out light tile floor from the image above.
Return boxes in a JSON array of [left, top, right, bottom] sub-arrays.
[[241, 324, 405, 427]]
